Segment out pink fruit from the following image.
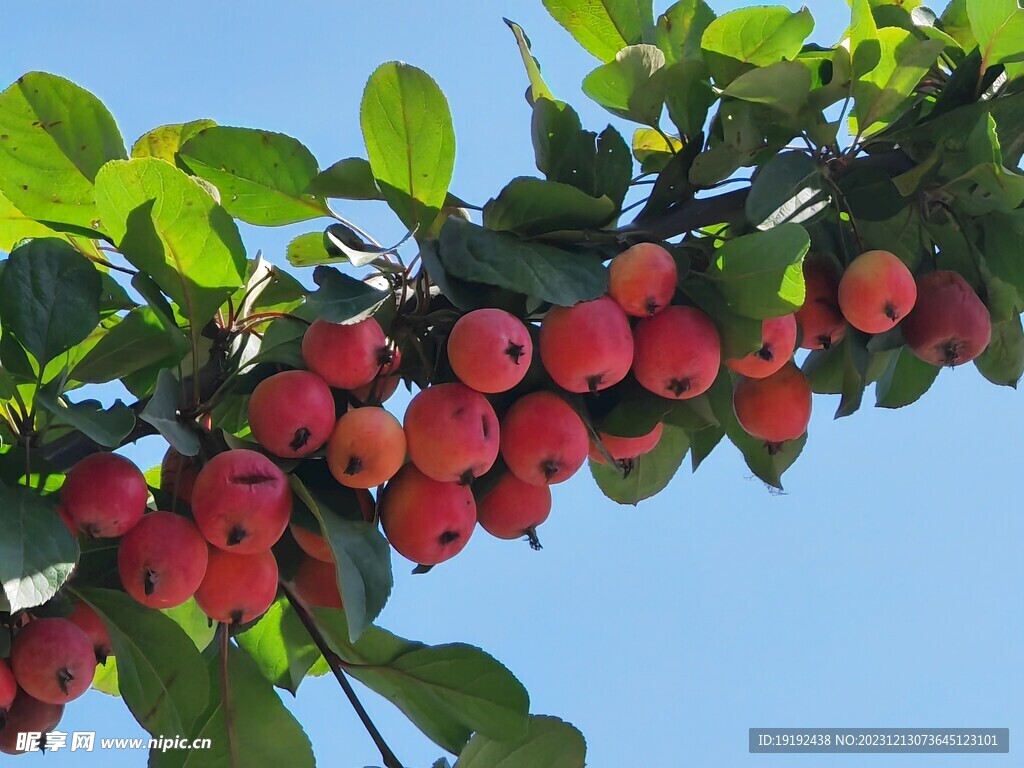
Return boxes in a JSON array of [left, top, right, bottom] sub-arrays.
[[61, 453, 147, 538], [477, 473, 552, 549], [301, 318, 389, 390], [838, 250, 917, 333], [403, 383, 499, 484], [725, 314, 798, 379], [67, 602, 112, 664], [499, 391, 589, 485], [733, 362, 812, 445], [589, 423, 664, 464], [10, 619, 95, 705], [247, 370, 336, 458], [380, 465, 476, 565], [540, 296, 633, 393], [447, 309, 533, 393], [352, 347, 402, 403], [633, 306, 721, 399], [191, 449, 292, 553], [609, 242, 678, 316], [118, 511, 210, 609], [0, 692, 63, 754], [195, 548, 279, 625]]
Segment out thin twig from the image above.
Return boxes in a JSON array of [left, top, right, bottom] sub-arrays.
[[281, 582, 404, 768]]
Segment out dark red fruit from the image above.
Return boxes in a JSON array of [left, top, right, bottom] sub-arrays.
[[61, 452, 147, 538], [725, 314, 797, 379], [0, 692, 63, 755], [161, 448, 199, 508], [291, 557, 343, 609], [796, 257, 846, 350], [499, 391, 589, 486], [633, 306, 721, 399], [301, 318, 389, 390], [540, 296, 633, 393], [67, 602, 112, 664], [0, 660, 15, 726], [191, 449, 292, 553], [902, 270, 992, 366]]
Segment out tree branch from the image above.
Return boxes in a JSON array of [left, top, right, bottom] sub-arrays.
[[281, 581, 405, 768], [618, 150, 917, 242]]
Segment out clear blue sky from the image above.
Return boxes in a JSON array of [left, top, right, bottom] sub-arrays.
[[4, 1, 1022, 766]]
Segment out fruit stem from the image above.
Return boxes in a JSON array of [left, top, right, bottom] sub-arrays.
[[282, 581, 405, 768]]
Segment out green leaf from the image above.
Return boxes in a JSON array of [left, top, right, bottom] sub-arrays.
[[304, 265, 389, 324], [706, 369, 805, 488], [92, 656, 120, 696], [237, 598, 322, 694], [36, 393, 135, 447], [151, 642, 315, 768], [483, 177, 615, 236], [700, 6, 815, 84], [290, 476, 392, 643], [179, 127, 329, 226], [131, 120, 216, 164], [315, 610, 529, 750], [162, 598, 217, 651], [70, 307, 186, 384], [455, 715, 587, 768], [589, 423, 689, 504], [745, 151, 830, 230], [0, 481, 78, 612], [77, 588, 209, 738], [140, 368, 200, 457], [940, 0, 977, 51], [542, 0, 653, 61], [361, 62, 456, 235], [975, 316, 1024, 387], [0, 237, 101, 365], [836, 331, 870, 418], [438, 218, 607, 307], [582, 45, 667, 125], [722, 61, 812, 117], [655, 0, 716, 63], [0, 72, 126, 230], [967, 0, 1024, 73], [0, 190, 58, 252], [285, 231, 341, 268], [306, 157, 381, 200], [684, 277, 764, 358], [662, 62, 716, 138], [706, 224, 809, 319], [875, 347, 940, 407], [851, 30, 945, 136], [94, 157, 247, 334], [504, 18, 555, 102], [250, 318, 306, 368]]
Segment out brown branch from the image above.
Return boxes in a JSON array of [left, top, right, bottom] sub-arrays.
[[281, 581, 405, 768]]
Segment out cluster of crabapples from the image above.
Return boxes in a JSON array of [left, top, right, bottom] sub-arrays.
[[0, 241, 993, 751]]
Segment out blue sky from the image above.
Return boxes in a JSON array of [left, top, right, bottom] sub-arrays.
[[4, 1, 1023, 766]]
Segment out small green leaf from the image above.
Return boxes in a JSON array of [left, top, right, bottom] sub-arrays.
[[0, 481, 78, 612], [632, 128, 683, 173], [700, 6, 815, 84], [304, 265, 389, 324], [504, 19, 555, 102], [967, 0, 1024, 74], [582, 45, 667, 125], [875, 347, 940, 407], [590, 423, 689, 504], [94, 157, 247, 334], [92, 656, 120, 696], [655, 0, 716, 63], [36, 393, 135, 447], [150, 642, 315, 768], [483, 177, 615, 236], [662, 62, 716, 138], [140, 368, 200, 457], [162, 598, 217, 651], [0, 72, 126, 230], [851, 30, 944, 136], [438, 218, 607, 307], [290, 475, 393, 643], [306, 157, 381, 200], [542, 0, 653, 61], [286, 232, 341, 268], [361, 62, 456, 235], [0, 237, 102, 365], [706, 224, 809, 318], [77, 588, 210, 738], [179, 127, 329, 226], [745, 151, 830, 230], [71, 307, 186, 384], [975, 316, 1024, 387], [237, 598, 323, 693], [131, 120, 216, 164], [455, 715, 587, 768], [836, 331, 870, 418]]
